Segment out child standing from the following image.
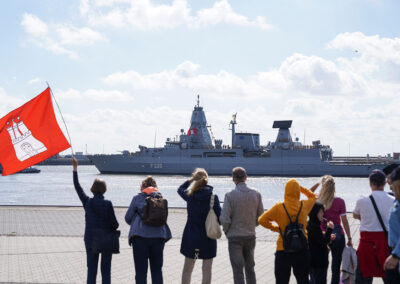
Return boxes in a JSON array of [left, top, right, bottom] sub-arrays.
[[307, 202, 335, 284]]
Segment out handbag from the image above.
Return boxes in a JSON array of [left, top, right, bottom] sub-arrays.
[[205, 194, 221, 239], [89, 199, 120, 254], [92, 228, 121, 254]]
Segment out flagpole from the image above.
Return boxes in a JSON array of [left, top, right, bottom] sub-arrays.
[[46, 82, 74, 156]]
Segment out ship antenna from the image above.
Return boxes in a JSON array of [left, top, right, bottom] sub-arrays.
[[197, 94, 200, 107], [154, 130, 157, 148], [230, 113, 237, 148]]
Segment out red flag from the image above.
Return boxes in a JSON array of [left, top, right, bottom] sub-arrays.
[[0, 88, 70, 175], [188, 127, 198, 136]]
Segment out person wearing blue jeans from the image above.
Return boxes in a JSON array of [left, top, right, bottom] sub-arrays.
[[132, 236, 165, 284], [125, 176, 172, 284]]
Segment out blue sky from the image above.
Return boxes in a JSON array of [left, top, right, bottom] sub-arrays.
[[1, 0, 400, 156]]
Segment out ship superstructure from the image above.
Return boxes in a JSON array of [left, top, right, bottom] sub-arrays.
[[88, 97, 397, 177]]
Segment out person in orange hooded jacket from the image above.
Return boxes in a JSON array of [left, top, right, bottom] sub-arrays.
[[258, 178, 319, 284]]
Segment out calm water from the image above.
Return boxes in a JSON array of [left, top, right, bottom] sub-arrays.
[[0, 165, 387, 210]]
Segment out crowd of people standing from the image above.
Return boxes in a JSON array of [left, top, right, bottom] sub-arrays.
[[71, 156, 400, 284]]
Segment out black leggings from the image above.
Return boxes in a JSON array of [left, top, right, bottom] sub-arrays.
[[275, 250, 310, 284]]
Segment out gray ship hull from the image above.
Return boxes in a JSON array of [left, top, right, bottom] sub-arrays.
[[88, 99, 397, 177], [88, 148, 392, 177]]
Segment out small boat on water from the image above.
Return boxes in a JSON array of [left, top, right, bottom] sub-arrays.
[[0, 164, 41, 174]]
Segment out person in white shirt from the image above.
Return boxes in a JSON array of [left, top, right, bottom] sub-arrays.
[[353, 169, 395, 283]]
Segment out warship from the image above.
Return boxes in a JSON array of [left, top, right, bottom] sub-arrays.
[[88, 97, 398, 177]]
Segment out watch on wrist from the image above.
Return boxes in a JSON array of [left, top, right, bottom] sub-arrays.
[[392, 253, 400, 259]]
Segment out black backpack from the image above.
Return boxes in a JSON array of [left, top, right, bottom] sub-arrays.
[[140, 192, 168, 227], [279, 201, 307, 253]]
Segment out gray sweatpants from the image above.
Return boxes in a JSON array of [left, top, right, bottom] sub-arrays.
[[228, 238, 256, 284]]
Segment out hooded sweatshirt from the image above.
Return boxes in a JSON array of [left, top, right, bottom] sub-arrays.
[[307, 202, 332, 268], [258, 178, 317, 251]]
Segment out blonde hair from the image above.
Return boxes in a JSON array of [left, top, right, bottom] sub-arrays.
[[141, 176, 157, 190], [188, 168, 208, 196], [317, 175, 336, 210], [392, 180, 400, 201]]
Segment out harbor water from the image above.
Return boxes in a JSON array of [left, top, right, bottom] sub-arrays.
[[0, 165, 388, 209]]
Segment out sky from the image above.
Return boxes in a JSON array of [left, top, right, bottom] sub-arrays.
[[1, 0, 400, 156]]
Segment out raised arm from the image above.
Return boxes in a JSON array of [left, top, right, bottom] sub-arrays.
[[177, 180, 191, 201], [309, 182, 320, 193], [72, 157, 89, 206], [300, 185, 317, 210]]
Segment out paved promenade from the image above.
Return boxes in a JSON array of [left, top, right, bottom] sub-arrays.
[[0, 206, 382, 284]]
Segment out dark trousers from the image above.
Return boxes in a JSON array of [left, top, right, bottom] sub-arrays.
[[228, 238, 256, 284], [132, 236, 165, 284], [329, 235, 345, 284], [85, 245, 112, 284], [275, 250, 309, 284], [310, 267, 327, 284], [385, 266, 400, 284]]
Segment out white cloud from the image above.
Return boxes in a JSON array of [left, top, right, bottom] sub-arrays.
[[102, 60, 268, 98], [21, 13, 48, 37], [64, 106, 189, 153], [55, 88, 133, 102], [81, 0, 274, 31], [0, 88, 24, 116], [327, 32, 400, 65], [28, 77, 41, 84], [279, 53, 367, 96], [21, 13, 106, 59], [56, 25, 106, 46], [102, 55, 369, 98], [193, 0, 273, 30]]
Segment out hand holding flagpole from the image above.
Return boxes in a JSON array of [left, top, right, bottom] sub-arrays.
[[46, 82, 74, 157]]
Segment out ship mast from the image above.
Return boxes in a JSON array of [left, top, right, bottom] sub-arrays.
[[230, 113, 237, 148]]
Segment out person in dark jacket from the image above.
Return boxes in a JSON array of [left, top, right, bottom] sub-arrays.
[[125, 176, 172, 284], [178, 168, 222, 284], [72, 157, 119, 284], [307, 202, 335, 284]]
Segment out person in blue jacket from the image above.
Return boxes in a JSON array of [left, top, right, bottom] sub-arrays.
[[178, 168, 222, 284], [72, 157, 119, 284], [384, 166, 400, 283], [125, 176, 172, 284]]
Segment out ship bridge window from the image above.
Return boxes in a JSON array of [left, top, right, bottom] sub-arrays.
[[190, 155, 202, 158]]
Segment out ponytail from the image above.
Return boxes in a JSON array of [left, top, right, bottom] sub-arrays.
[[188, 168, 208, 196]]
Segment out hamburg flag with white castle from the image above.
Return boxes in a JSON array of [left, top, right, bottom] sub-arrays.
[[0, 88, 70, 175]]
